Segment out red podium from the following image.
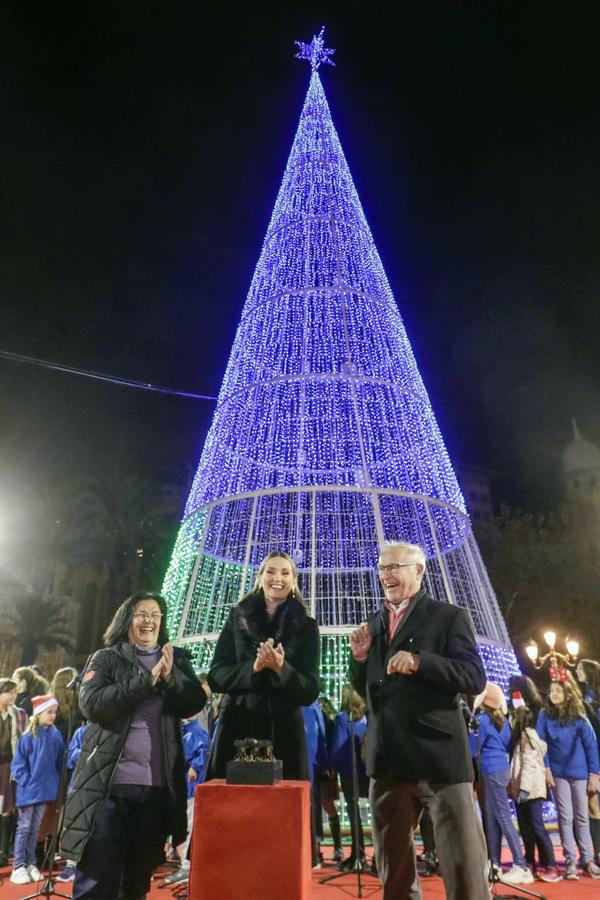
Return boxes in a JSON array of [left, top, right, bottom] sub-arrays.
[[189, 779, 312, 900]]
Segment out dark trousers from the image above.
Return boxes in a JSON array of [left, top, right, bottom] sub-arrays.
[[73, 784, 168, 900], [515, 799, 556, 868], [370, 774, 489, 900]]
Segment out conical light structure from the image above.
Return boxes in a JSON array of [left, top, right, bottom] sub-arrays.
[[163, 49, 519, 694]]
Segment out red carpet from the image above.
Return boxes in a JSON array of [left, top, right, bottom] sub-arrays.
[[1, 852, 599, 899]]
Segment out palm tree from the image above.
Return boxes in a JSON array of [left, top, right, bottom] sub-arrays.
[[65, 470, 163, 623], [0, 589, 75, 666]]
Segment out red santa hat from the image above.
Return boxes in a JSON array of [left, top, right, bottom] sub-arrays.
[[31, 694, 58, 716], [512, 691, 526, 709]]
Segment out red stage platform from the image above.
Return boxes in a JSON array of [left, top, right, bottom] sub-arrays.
[[189, 779, 312, 900]]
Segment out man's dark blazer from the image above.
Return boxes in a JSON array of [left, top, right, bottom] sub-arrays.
[[349, 590, 486, 784]]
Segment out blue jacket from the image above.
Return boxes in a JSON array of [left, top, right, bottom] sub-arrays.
[[11, 726, 65, 806], [475, 713, 512, 775], [329, 711, 367, 783], [182, 719, 210, 798], [67, 724, 87, 772], [536, 712, 600, 779], [303, 701, 328, 782]]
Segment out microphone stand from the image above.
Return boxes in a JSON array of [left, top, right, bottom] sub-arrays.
[[469, 710, 546, 900], [319, 716, 377, 898]]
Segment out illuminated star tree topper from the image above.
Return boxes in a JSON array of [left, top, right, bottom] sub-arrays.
[[294, 26, 335, 71]]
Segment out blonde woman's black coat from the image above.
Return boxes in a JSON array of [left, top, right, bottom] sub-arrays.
[[207, 593, 320, 781]]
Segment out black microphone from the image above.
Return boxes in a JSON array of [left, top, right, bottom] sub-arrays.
[[459, 697, 478, 731]]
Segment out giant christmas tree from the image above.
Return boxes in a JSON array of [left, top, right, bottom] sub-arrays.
[[162, 30, 519, 696]]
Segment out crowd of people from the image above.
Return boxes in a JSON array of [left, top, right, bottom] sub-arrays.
[[469, 668, 600, 885], [0, 665, 80, 880], [305, 664, 600, 888], [1, 542, 600, 899], [0, 594, 208, 897]]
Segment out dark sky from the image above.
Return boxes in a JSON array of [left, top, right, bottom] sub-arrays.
[[2, 1, 600, 535]]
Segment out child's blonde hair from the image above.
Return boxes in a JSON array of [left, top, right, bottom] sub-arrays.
[[27, 713, 44, 736]]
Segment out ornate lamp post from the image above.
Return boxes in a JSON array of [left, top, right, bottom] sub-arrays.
[[525, 631, 579, 677]]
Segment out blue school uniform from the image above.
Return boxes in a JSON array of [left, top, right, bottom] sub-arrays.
[[536, 711, 600, 778], [182, 720, 210, 798], [11, 725, 64, 806], [303, 700, 328, 783]]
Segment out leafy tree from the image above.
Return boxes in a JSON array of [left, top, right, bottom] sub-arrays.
[[0, 590, 75, 666], [475, 506, 600, 660]]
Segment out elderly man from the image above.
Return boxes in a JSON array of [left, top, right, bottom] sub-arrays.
[[349, 541, 489, 899]]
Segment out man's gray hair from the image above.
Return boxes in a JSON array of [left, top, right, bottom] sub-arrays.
[[380, 541, 426, 569]]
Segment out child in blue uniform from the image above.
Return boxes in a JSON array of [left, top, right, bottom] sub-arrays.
[[329, 687, 368, 872], [10, 694, 64, 885], [303, 699, 329, 867], [474, 682, 532, 886], [509, 703, 561, 882], [537, 677, 600, 880]]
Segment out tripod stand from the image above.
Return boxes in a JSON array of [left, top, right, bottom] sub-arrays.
[[471, 711, 546, 900], [319, 716, 377, 898]]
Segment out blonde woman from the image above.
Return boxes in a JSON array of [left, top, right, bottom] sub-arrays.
[[207, 551, 320, 780]]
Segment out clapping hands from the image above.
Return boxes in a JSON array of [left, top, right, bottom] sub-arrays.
[[253, 638, 285, 674], [151, 642, 174, 686]]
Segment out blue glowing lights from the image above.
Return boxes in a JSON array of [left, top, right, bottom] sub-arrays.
[[162, 41, 520, 687]]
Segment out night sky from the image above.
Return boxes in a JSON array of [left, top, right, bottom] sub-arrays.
[[2, 2, 600, 547]]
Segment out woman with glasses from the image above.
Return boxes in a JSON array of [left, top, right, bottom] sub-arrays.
[[207, 551, 320, 781], [60, 591, 206, 900]]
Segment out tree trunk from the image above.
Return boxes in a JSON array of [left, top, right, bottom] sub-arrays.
[[20, 637, 38, 666]]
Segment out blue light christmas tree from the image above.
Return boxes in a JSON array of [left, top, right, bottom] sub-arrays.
[[162, 30, 519, 695]]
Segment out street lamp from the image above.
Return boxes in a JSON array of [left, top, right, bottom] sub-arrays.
[[525, 632, 579, 672]]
